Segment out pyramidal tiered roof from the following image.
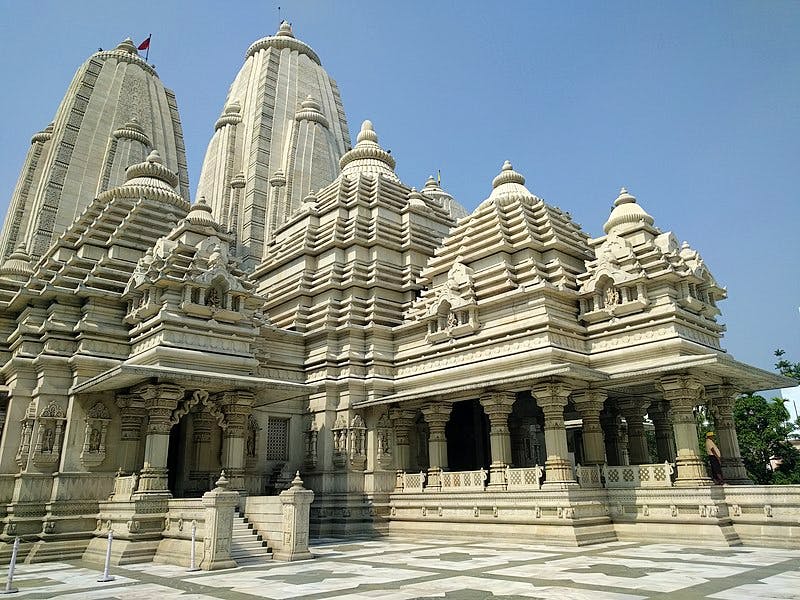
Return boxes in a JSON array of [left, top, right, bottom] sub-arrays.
[[8, 151, 189, 306], [0, 38, 189, 262], [255, 120, 454, 332], [411, 161, 591, 316], [577, 187, 726, 350]]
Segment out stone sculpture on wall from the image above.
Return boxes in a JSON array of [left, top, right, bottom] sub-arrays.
[[80, 402, 111, 468]]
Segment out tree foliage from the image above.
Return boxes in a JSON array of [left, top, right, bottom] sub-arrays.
[[731, 349, 800, 484]]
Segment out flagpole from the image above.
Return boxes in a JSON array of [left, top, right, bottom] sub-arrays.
[[145, 33, 151, 62]]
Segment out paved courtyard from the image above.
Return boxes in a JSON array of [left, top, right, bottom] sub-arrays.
[[3, 537, 799, 599]]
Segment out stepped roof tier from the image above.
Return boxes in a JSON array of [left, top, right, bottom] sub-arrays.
[[0, 39, 189, 263], [255, 120, 454, 336], [196, 22, 352, 270]]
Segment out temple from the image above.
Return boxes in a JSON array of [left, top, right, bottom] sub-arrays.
[[0, 23, 796, 568]]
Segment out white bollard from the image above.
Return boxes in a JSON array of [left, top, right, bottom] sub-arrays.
[[1, 536, 20, 594], [187, 520, 200, 572], [97, 529, 115, 582]]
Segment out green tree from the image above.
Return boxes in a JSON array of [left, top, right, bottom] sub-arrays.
[[775, 348, 800, 380], [733, 394, 795, 484]]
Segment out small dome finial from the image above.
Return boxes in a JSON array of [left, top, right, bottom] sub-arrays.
[[146, 149, 162, 164], [277, 21, 294, 38], [492, 160, 525, 190], [357, 120, 378, 144]]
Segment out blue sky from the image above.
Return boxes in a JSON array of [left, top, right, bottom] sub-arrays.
[[0, 1, 798, 376]]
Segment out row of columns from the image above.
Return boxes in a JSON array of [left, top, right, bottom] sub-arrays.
[[116, 383, 254, 497], [389, 376, 750, 487]]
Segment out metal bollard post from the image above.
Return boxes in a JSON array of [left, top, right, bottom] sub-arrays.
[[1, 537, 20, 594], [97, 529, 115, 582], [187, 520, 200, 572]]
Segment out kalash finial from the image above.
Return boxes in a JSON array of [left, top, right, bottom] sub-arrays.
[[146, 149, 163, 164], [614, 187, 637, 206], [357, 120, 378, 144], [277, 20, 294, 38]]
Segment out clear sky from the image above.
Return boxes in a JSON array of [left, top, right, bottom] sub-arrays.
[[0, 1, 798, 376]]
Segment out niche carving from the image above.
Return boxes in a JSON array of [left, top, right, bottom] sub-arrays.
[[80, 402, 111, 468]]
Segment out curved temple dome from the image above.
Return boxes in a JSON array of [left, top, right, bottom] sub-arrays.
[[196, 21, 351, 269], [0, 39, 189, 262]]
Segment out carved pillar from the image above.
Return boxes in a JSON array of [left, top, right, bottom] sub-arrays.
[[617, 398, 651, 464], [115, 394, 146, 473], [706, 384, 752, 484], [135, 383, 184, 494], [218, 391, 254, 493], [479, 392, 515, 487], [191, 409, 215, 488], [388, 408, 415, 471], [649, 400, 676, 462], [572, 391, 607, 466], [420, 403, 451, 488], [531, 384, 576, 487], [657, 376, 711, 486], [600, 411, 622, 465]]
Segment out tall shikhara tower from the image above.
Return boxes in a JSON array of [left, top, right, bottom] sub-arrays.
[[0, 39, 189, 262], [196, 22, 351, 269]]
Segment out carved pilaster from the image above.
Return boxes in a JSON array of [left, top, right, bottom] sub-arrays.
[[657, 375, 710, 486], [531, 383, 576, 487], [134, 383, 184, 495], [706, 384, 751, 484], [388, 408, 415, 471], [115, 393, 147, 473], [649, 400, 676, 462], [572, 391, 607, 466], [617, 397, 651, 465], [479, 391, 515, 487], [217, 391, 254, 491], [420, 403, 452, 487]]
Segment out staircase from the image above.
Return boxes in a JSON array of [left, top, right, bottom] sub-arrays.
[[231, 512, 272, 565]]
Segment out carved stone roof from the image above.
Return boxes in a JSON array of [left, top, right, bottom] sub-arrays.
[[415, 161, 591, 304]]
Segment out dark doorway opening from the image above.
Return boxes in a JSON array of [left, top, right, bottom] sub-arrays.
[[167, 418, 186, 495], [446, 399, 490, 471]]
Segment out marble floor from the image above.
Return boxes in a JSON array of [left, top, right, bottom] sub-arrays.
[[2, 537, 798, 599]]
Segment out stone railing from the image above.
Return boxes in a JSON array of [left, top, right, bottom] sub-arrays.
[[398, 471, 426, 493], [440, 469, 487, 491], [602, 462, 675, 489], [163, 498, 205, 540], [108, 472, 139, 501], [505, 465, 544, 491], [575, 464, 603, 488]]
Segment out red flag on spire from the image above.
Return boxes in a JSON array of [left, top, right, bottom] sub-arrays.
[[137, 36, 151, 51]]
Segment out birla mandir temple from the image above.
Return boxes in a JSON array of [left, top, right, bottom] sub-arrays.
[[0, 23, 797, 567]]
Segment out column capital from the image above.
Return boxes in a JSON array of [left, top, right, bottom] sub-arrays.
[[216, 391, 253, 438], [132, 382, 185, 405], [132, 383, 184, 435], [479, 391, 516, 419], [572, 390, 608, 414], [704, 384, 740, 407], [388, 408, 416, 426], [616, 397, 651, 420], [531, 383, 571, 410], [420, 403, 451, 428], [656, 375, 704, 405]]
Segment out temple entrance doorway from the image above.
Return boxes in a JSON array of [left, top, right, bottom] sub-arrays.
[[167, 418, 187, 496], [446, 399, 490, 471]]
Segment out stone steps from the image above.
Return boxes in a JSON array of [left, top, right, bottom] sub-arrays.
[[231, 513, 272, 564]]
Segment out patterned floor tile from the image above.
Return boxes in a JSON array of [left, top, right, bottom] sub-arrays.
[[489, 555, 750, 593]]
